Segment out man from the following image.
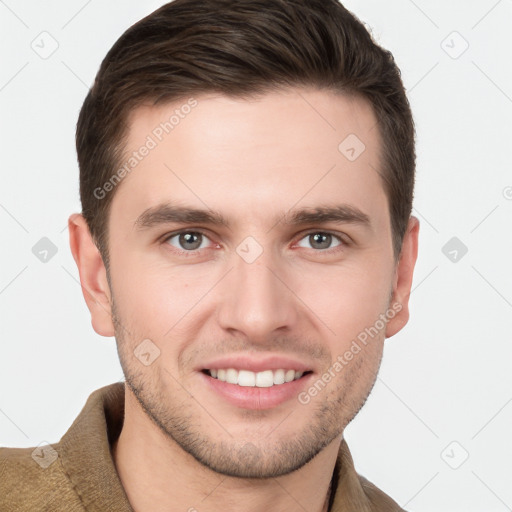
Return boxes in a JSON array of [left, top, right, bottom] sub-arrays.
[[1, 0, 419, 510]]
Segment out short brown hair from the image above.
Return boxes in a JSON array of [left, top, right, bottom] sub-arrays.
[[76, 0, 415, 269]]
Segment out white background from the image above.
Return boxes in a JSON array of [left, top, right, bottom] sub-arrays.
[[1, 1, 511, 510]]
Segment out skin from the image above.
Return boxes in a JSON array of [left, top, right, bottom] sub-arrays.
[[69, 87, 419, 512]]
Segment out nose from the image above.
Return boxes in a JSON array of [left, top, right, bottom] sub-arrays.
[[216, 247, 299, 344]]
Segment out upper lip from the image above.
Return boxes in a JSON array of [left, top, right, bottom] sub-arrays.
[[198, 354, 314, 373]]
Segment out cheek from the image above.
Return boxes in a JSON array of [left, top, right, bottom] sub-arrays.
[[110, 255, 217, 338], [110, 241, 394, 348], [297, 263, 393, 344]]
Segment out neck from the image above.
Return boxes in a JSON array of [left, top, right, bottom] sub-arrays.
[[112, 387, 340, 512]]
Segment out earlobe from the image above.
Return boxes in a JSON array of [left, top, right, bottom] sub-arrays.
[[68, 213, 115, 337], [385, 216, 420, 338]]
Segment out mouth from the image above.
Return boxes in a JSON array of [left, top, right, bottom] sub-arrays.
[[197, 355, 316, 409], [201, 368, 313, 388]]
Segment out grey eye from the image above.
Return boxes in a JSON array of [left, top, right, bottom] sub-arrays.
[[296, 232, 342, 251], [166, 232, 209, 251]]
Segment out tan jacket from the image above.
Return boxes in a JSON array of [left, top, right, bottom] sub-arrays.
[[0, 383, 405, 511]]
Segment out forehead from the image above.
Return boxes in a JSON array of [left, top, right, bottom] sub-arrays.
[[111, 87, 387, 230]]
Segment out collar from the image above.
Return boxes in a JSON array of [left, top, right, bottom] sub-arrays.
[[58, 382, 133, 511], [57, 382, 394, 512]]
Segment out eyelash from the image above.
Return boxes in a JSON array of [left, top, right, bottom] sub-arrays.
[[161, 229, 349, 258]]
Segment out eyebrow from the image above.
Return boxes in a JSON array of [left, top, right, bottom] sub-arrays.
[[134, 202, 371, 231]]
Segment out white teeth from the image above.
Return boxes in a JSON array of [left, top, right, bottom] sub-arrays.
[[255, 370, 274, 387], [208, 368, 306, 387], [238, 370, 255, 387], [273, 369, 285, 385], [285, 369, 295, 383], [226, 368, 238, 384]]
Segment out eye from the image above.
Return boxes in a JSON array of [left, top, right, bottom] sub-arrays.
[[295, 231, 344, 251], [164, 231, 214, 253], [161, 229, 347, 258]]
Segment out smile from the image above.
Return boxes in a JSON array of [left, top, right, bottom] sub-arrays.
[[204, 368, 310, 387]]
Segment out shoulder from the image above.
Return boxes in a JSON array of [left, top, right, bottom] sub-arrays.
[[358, 474, 407, 512], [0, 444, 85, 512], [333, 438, 407, 512]]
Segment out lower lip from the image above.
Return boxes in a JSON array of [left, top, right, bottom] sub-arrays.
[[199, 371, 313, 410]]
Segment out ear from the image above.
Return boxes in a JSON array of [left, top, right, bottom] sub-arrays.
[[385, 216, 420, 338], [68, 213, 115, 337]]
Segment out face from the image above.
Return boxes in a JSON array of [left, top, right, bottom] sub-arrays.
[[89, 87, 414, 478]]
